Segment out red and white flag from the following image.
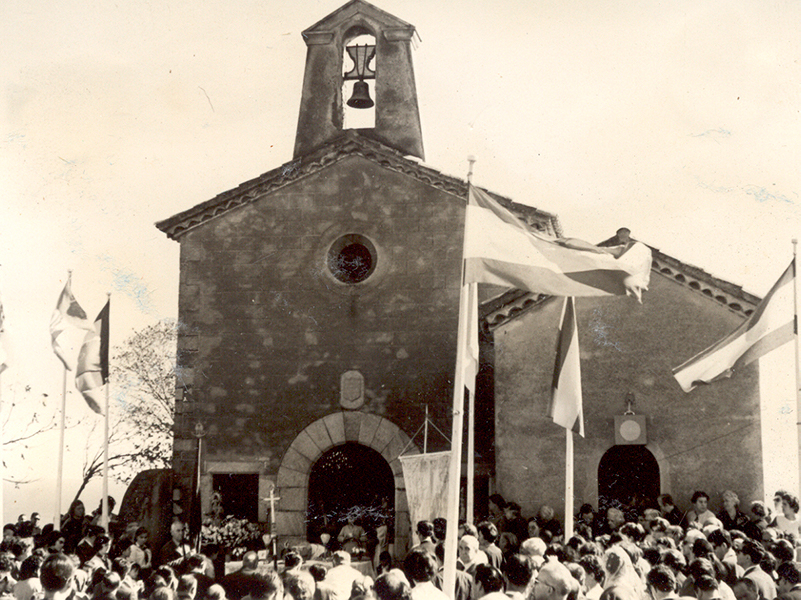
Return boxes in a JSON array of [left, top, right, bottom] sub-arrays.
[[548, 297, 584, 437], [673, 261, 795, 392], [464, 186, 652, 300], [50, 275, 91, 370], [75, 300, 110, 414]]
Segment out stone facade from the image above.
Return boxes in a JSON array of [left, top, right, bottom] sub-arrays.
[[491, 262, 763, 520]]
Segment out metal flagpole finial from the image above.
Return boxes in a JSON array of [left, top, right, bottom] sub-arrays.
[[467, 156, 476, 183]]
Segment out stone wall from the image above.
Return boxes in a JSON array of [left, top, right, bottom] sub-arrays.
[[172, 155, 466, 532], [493, 270, 763, 520]]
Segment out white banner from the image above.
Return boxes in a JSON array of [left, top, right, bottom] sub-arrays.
[[399, 451, 451, 543]]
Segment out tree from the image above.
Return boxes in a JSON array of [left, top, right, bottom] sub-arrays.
[[70, 319, 177, 503], [1, 383, 61, 485]]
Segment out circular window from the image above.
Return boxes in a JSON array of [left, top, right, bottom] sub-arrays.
[[327, 234, 377, 284]]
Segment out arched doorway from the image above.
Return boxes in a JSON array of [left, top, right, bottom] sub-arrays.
[[275, 411, 416, 557], [307, 442, 395, 550], [597, 445, 660, 514]]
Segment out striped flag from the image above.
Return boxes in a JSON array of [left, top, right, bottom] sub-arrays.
[[50, 274, 91, 370], [673, 261, 795, 392], [464, 186, 652, 300], [75, 300, 110, 414], [548, 297, 584, 437]]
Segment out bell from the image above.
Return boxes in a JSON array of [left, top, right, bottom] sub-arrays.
[[347, 80, 374, 109]]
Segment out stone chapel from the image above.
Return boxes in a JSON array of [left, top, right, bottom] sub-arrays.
[[156, 0, 776, 557]]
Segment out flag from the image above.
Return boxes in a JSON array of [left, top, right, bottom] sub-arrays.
[[462, 283, 479, 394], [548, 297, 584, 437], [50, 275, 91, 370], [0, 294, 8, 374], [464, 186, 652, 300], [75, 300, 109, 414], [673, 261, 795, 392]]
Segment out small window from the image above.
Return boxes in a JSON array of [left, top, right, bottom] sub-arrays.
[[328, 234, 377, 284]]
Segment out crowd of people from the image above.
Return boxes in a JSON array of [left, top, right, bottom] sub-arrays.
[[2, 487, 801, 600]]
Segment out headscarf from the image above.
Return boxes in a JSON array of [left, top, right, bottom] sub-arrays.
[[603, 545, 644, 599]]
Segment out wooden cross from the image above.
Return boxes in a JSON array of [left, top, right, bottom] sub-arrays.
[[261, 487, 281, 566]]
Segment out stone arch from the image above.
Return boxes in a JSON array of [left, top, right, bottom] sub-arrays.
[[275, 411, 418, 556]]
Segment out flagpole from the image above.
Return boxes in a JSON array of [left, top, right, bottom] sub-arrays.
[[792, 240, 801, 495], [0, 372, 4, 525], [465, 156, 476, 527], [101, 293, 110, 533], [55, 366, 67, 528], [443, 282, 469, 599], [565, 429, 574, 540]]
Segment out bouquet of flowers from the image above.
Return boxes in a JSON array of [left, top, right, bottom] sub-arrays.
[[201, 515, 263, 559]]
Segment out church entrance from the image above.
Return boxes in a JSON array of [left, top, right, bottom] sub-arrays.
[[306, 442, 395, 554], [597, 445, 660, 514]]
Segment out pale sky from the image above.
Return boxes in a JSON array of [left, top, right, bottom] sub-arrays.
[[1, 0, 800, 521]]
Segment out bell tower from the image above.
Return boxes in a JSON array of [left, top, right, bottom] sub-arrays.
[[293, 0, 425, 160]]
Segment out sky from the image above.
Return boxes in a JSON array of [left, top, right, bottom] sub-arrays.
[[1, 0, 800, 522]]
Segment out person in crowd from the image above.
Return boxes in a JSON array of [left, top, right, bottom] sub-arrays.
[[434, 543, 473, 600], [76, 527, 104, 567], [337, 517, 365, 556], [708, 528, 743, 586], [657, 495, 684, 527], [502, 554, 532, 600], [532, 560, 576, 600], [92, 571, 121, 600], [14, 554, 43, 600], [176, 575, 197, 600], [776, 561, 801, 600], [488, 496, 507, 530], [121, 527, 152, 574], [403, 548, 448, 600], [40, 554, 80, 600], [501, 505, 528, 546], [575, 505, 596, 540], [324, 551, 364, 600], [110, 557, 139, 600], [773, 493, 801, 540], [0, 554, 17, 597], [457, 535, 485, 577], [221, 552, 260, 600], [207, 584, 228, 600], [60, 501, 86, 555], [185, 555, 214, 600], [695, 575, 723, 600], [579, 555, 605, 600], [0, 525, 17, 553], [157, 521, 192, 569], [473, 564, 506, 600], [410, 522, 437, 558], [497, 532, 519, 566], [476, 523, 502, 570], [685, 492, 716, 529], [283, 571, 315, 600], [645, 565, 679, 600], [744, 503, 772, 541], [731, 578, 760, 600], [374, 570, 411, 600], [603, 545, 644, 598], [718, 492, 750, 533], [602, 508, 626, 536], [83, 535, 111, 574], [241, 571, 282, 600], [526, 519, 541, 541], [537, 507, 563, 541], [736, 540, 776, 600]]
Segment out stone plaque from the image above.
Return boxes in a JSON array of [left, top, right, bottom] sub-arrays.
[[340, 370, 365, 410]]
